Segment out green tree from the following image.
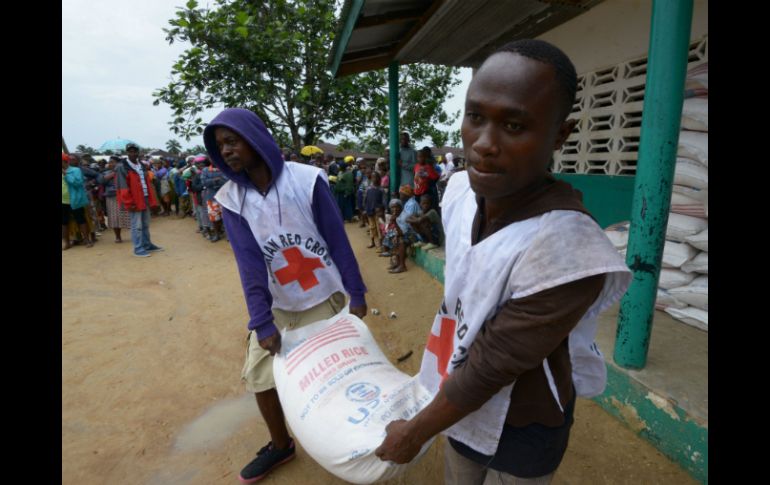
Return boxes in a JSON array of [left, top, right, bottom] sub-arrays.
[[166, 139, 182, 154], [430, 131, 449, 149], [449, 130, 462, 148], [337, 138, 356, 151], [75, 144, 96, 155], [354, 135, 385, 155], [153, 0, 460, 152], [186, 144, 207, 155]]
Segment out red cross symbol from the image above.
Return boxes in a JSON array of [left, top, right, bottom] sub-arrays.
[[274, 247, 324, 291], [426, 317, 456, 384]]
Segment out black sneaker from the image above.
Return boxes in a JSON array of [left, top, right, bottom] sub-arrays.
[[239, 439, 296, 483]]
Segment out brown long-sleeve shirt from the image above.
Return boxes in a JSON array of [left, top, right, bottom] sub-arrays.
[[442, 174, 607, 427]]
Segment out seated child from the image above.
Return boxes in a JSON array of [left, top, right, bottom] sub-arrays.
[[406, 194, 443, 250]]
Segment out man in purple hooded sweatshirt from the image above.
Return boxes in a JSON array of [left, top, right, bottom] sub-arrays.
[[204, 108, 368, 483]]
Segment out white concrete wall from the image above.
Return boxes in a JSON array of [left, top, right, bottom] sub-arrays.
[[537, 0, 708, 74]]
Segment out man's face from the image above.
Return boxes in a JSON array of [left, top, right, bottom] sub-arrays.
[[214, 127, 260, 173], [462, 52, 574, 200], [400, 134, 409, 147], [108, 160, 117, 170], [391, 205, 402, 217], [420, 197, 431, 212], [127, 147, 139, 162], [290, 153, 298, 162], [399, 192, 410, 203]]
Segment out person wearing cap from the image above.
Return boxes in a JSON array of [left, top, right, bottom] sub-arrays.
[[98, 156, 131, 242], [116, 143, 163, 257], [203, 108, 367, 482], [62, 153, 93, 249]]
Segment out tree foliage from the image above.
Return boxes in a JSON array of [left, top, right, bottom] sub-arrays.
[[75, 144, 96, 155], [185, 144, 207, 155], [153, 0, 460, 152], [166, 139, 182, 154]]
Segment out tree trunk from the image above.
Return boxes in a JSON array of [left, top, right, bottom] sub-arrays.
[[290, 128, 302, 154], [302, 130, 316, 148]]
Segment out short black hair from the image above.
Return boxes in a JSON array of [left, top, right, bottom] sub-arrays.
[[492, 39, 577, 121]]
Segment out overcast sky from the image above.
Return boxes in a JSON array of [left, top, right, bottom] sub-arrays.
[[62, 0, 471, 153]]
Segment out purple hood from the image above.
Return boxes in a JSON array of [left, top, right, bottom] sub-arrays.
[[203, 108, 284, 192]]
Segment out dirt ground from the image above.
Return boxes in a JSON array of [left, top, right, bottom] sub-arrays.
[[62, 215, 697, 485]]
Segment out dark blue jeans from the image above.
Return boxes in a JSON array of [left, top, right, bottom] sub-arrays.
[[130, 196, 154, 253]]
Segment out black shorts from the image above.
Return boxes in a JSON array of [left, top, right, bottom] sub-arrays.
[[62, 204, 86, 225], [449, 390, 576, 478]]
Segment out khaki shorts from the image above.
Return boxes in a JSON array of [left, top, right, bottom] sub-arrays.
[[241, 291, 347, 393]]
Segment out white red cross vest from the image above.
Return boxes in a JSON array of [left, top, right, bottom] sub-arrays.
[[418, 172, 631, 455], [216, 162, 346, 312]]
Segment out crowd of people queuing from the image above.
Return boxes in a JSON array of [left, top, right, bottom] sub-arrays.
[[61, 143, 229, 255], [280, 132, 464, 274], [62, 132, 462, 268]]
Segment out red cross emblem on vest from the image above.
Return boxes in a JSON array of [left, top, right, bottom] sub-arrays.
[[274, 247, 324, 291], [426, 317, 456, 384]]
